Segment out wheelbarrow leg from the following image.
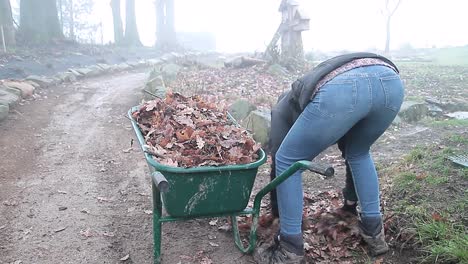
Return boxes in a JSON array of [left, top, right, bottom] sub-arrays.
[[231, 211, 259, 254], [152, 182, 163, 264]]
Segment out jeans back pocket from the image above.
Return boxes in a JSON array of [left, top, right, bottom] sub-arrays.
[[380, 76, 404, 112]]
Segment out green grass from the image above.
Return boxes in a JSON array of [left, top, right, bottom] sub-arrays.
[[387, 141, 467, 263], [425, 174, 449, 185], [394, 171, 421, 191], [404, 95, 425, 102], [416, 219, 468, 263], [427, 119, 468, 127], [448, 134, 468, 144]]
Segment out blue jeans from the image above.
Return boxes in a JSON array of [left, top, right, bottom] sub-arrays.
[[275, 65, 404, 235]]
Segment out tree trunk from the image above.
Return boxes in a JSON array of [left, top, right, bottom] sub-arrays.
[[165, 0, 176, 45], [69, 0, 75, 40], [19, 0, 63, 44], [155, 0, 164, 46], [0, 0, 16, 47], [384, 17, 391, 54], [383, 0, 402, 55], [58, 0, 63, 30], [123, 0, 141, 46], [110, 0, 123, 44], [155, 0, 176, 50]]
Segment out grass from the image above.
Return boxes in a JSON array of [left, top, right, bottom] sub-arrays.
[[448, 134, 468, 144], [417, 219, 468, 263], [426, 119, 468, 127], [386, 139, 467, 263]]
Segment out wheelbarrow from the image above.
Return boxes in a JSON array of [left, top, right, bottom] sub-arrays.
[[128, 107, 334, 264]]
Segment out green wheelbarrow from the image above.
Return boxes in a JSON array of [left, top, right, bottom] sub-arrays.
[[128, 107, 334, 264]]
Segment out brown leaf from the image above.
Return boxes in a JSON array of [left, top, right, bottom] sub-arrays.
[[432, 212, 444, 222], [133, 93, 261, 168]]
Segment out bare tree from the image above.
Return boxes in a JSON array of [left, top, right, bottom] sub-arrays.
[[110, 0, 123, 44], [0, 0, 15, 47], [19, 0, 63, 43], [155, 0, 176, 50], [123, 0, 141, 46], [58, 0, 97, 42], [383, 0, 402, 54]]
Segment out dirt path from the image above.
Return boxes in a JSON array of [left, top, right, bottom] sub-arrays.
[[0, 71, 252, 264]]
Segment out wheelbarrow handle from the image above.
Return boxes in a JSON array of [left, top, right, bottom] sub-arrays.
[[307, 162, 334, 177], [253, 160, 333, 212], [151, 171, 169, 193]]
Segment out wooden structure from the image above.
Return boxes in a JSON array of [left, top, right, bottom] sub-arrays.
[[265, 0, 310, 63]]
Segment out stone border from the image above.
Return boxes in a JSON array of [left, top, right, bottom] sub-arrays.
[[0, 51, 208, 122]]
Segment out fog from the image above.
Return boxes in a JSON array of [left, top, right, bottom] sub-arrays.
[[90, 0, 468, 52], [8, 0, 468, 52]]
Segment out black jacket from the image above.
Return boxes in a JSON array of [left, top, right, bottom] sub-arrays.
[[285, 52, 399, 112]]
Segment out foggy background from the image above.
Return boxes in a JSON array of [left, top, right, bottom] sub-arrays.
[[98, 0, 467, 52], [8, 0, 468, 52]]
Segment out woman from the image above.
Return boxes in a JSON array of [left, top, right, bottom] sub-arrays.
[[255, 52, 404, 263]]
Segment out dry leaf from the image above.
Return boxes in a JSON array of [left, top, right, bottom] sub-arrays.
[[132, 92, 261, 168], [80, 228, 93, 238], [209, 242, 219, 247]]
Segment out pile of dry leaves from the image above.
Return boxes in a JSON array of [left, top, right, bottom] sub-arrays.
[[132, 92, 261, 168]]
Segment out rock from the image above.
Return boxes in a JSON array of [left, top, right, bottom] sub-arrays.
[[25, 75, 55, 87], [116, 63, 131, 71], [0, 104, 9, 121], [267, 64, 289, 76], [242, 110, 271, 148], [427, 104, 444, 117], [445, 111, 468, 120], [97, 63, 111, 72], [224, 56, 266, 68], [144, 75, 167, 100], [425, 97, 468, 112], [148, 66, 162, 78], [127, 61, 140, 68], [76, 67, 101, 76], [56, 72, 77, 83], [147, 59, 162, 66], [0, 86, 21, 107], [161, 63, 182, 83], [68, 68, 84, 78], [89, 65, 103, 75], [2, 81, 35, 98], [392, 115, 402, 125], [137, 60, 148, 67], [398, 101, 429, 123], [170, 52, 184, 59], [0, 84, 21, 97], [228, 99, 257, 121], [25, 80, 40, 89], [161, 53, 176, 62]]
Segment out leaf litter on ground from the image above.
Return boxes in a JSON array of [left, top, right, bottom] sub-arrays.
[[230, 189, 365, 263], [132, 92, 261, 168]]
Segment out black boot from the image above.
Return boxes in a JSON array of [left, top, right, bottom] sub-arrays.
[[341, 199, 358, 216]]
